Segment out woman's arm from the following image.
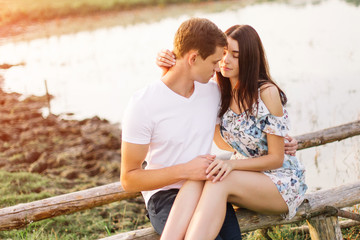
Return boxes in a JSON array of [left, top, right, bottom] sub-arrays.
[[207, 85, 286, 182], [213, 124, 234, 152]]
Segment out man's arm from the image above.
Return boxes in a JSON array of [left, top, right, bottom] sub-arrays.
[[120, 141, 214, 192]]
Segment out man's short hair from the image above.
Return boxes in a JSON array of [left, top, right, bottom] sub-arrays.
[[173, 18, 227, 60]]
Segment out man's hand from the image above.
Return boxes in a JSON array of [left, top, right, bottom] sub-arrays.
[[183, 155, 216, 181], [285, 135, 298, 156]]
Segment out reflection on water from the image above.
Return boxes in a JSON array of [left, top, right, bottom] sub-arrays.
[[0, 0, 359, 192]]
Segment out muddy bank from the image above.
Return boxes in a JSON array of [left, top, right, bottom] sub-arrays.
[[0, 1, 244, 44], [0, 87, 122, 185]]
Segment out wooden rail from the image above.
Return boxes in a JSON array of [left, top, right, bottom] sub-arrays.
[[98, 181, 360, 240], [0, 120, 359, 238], [296, 120, 360, 150], [0, 183, 139, 231]]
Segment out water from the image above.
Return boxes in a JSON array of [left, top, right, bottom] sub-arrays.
[[0, 0, 359, 192]]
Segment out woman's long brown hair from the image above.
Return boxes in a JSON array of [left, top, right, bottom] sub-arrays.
[[217, 25, 287, 118]]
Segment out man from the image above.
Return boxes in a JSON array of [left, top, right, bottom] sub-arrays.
[[121, 18, 243, 239]]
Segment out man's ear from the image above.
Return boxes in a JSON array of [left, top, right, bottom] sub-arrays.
[[188, 50, 198, 66]]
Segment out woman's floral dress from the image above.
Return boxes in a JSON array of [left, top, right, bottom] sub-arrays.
[[220, 93, 308, 219]]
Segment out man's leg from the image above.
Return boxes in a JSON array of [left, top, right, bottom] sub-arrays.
[[218, 203, 242, 240], [147, 189, 179, 234]]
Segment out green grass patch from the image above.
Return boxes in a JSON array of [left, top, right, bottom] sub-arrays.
[[0, 201, 150, 240], [0, 170, 149, 239], [0, 170, 59, 207], [242, 224, 311, 240]]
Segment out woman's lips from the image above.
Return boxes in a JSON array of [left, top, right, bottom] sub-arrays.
[[221, 66, 231, 71]]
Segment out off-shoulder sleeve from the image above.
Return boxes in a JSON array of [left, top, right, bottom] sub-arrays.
[[255, 100, 290, 137]]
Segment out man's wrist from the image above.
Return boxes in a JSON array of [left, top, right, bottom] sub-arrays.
[[173, 162, 188, 181]]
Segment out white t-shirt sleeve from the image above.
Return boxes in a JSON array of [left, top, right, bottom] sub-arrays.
[[122, 97, 152, 144]]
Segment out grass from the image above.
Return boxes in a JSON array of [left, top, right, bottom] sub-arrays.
[[242, 225, 311, 240], [0, 170, 61, 207], [0, 170, 149, 239], [0, 204, 150, 240]]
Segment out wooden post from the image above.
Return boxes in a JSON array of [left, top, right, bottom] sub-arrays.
[[44, 79, 52, 115], [307, 215, 342, 240]]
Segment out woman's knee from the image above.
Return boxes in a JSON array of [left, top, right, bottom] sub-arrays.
[[183, 180, 205, 188], [203, 176, 234, 195], [180, 180, 205, 194]]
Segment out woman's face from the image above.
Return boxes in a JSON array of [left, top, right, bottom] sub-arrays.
[[220, 37, 239, 79]]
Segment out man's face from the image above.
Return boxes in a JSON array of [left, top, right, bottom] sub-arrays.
[[192, 46, 224, 84]]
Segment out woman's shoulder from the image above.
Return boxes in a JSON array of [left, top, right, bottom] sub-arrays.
[[259, 83, 283, 117], [259, 83, 278, 96]]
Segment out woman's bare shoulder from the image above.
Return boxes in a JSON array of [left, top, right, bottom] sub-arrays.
[[259, 84, 283, 117]]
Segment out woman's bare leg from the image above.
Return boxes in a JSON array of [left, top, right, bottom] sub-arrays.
[[160, 180, 205, 240], [185, 171, 288, 240]]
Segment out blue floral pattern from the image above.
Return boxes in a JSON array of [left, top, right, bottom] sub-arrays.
[[220, 93, 308, 219]]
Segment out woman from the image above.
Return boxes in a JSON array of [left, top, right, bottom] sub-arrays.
[[157, 25, 307, 240]]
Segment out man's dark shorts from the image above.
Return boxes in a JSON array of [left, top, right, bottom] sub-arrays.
[[147, 189, 242, 240]]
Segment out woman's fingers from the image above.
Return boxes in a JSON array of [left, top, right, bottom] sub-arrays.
[[162, 49, 176, 62], [159, 49, 176, 65], [219, 168, 231, 182], [212, 167, 226, 182], [206, 160, 233, 182], [206, 162, 219, 177], [205, 160, 217, 174], [156, 49, 175, 68], [206, 160, 226, 180]]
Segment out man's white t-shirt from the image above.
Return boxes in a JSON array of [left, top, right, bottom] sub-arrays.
[[122, 79, 220, 206]]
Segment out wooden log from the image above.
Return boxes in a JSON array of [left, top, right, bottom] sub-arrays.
[[296, 120, 360, 150], [1, 180, 359, 233], [236, 180, 360, 232], [0, 182, 140, 231], [98, 181, 360, 240], [100, 228, 160, 240], [331, 206, 360, 221], [291, 219, 360, 233], [306, 215, 342, 240]]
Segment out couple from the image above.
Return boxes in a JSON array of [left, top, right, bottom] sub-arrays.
[[121, 18, 307, 240]]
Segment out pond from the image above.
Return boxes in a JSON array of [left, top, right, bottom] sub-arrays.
[[0, 0, 359, 193]]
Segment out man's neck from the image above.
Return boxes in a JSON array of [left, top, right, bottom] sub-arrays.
[[161, 59, 195, 98]]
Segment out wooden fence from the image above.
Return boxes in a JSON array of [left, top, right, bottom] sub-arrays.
[[0, 120, 359, 239]]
